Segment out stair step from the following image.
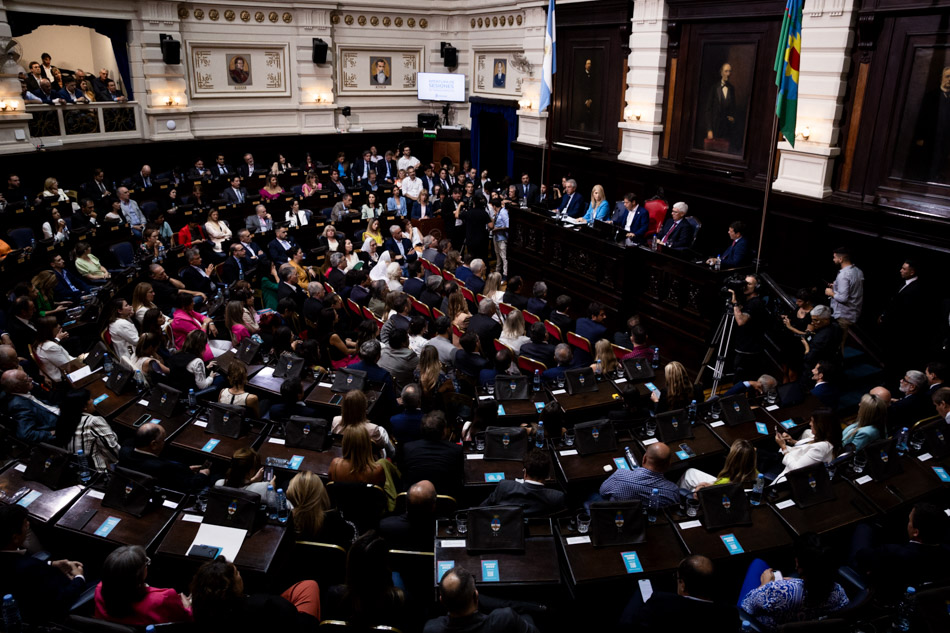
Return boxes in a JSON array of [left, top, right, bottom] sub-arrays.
[[843, 346, 864, 360], [844, 363, 883, 381]]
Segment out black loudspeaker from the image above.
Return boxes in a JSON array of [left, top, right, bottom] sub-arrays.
[[312, 38, 328, 64], [418, 113, 440, 128], [443, 46, 458, 68], [159, 34, 180, 65]]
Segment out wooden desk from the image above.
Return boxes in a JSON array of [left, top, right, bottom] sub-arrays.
[[0, 461, 84, 525], [462, 445, 555, 488], [552, 433, 644, 486], [671, 505, 792, 561], [79, 375, 139, 418], [304, 383, 381, 414], [551, 380, 622, 415], [768, 479, 878, 536], [843, 455, 946, 512], [113, 402, 193, 440], [635, 425, 726, 473], [55, 488, 180, 549], [707, 406, 803, 449], [257, 435, 342, 479], [433, 519, 560, 587], [556, 516, 686, 586], [168, 418, 268, 464], [479, 391, 551, 422], [156, 512, 287, 575], [248, 366, 316, 397]]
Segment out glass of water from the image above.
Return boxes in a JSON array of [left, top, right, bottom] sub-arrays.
[[686, 497, 700, 518], [577, 513, 591, 534], [455, 513, 468, 535], [766, 389, 778, 405], [564, 429, 576, 447], [556, 375, 566, 390], [645, 418, 657, 437], [910, 432, 925, 452], [486, 382, 495, 396], [475, 433, 486, 452], [852, 453, 867, 474], [710, 402, 721, 420]]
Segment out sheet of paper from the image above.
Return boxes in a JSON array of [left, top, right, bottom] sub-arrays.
[[440, 539, 466, 548], [639, 578, 654, 602], [855, 475, 873, 485], [551, 389, 567, 395], [194, 420, 208, 428], [163, 499, 179, 509], [678, 520, 702, 530], [765, 405, 780, 411], [256, 367, 275, 378], [138, 399, 150, 406], [917, 453, 933, 462], [559, 449, 578, 456], [13, 463, 27, 472], [190, 523, 247, 562], [566, 535, 591, 545], [182, 514, 203, 523], [709, 421, 725, 428], [68, 365, 94, 382], [318, 383, 333, 388], [776, 499, 796, 510], [466, 453, 484, 460], [478, 395, 493, 400], [614, 378, 628, 384], [268, 437, 285, 445], [87, 490, 105, 500], [642, 438, 659, 446]]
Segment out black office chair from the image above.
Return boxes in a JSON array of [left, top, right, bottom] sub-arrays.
[[686, 215, 702, 249], [108, 241, 136, 268], [6, 226, 35, 249]]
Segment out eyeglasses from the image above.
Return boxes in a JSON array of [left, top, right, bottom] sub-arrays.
[[900, 377, 910, 383], [145, 557, 151, 567]]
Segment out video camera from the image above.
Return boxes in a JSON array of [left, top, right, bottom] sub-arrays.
[[721, 274, 748, 303]]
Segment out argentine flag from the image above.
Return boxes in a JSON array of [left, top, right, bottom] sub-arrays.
[[538, 0, 556, 112]]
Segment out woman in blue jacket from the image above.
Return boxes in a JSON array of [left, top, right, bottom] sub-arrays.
[[582, 184, 609, 223]]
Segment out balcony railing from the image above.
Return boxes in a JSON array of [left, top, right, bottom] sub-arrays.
[[26, 102, 142, 144]]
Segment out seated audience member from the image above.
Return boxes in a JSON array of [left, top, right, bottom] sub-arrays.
[[740, 533, 849, 632], [600, 443, 680, 506], [350, 339, 397, 407], [542, 344, 574, 383], [425, 566, 539, 633], [657, 202, 695, 249], [852, 503, 950, 595], [891, 369, 935, 428], [467, 298, 502, 357], [286, 471, 358, 548], [525, 281, 551, 320], [454, 331, 490, 379], [180, 248, 217, 296], [407, 316, 428, 357], [620, 555, 738, 632], [150, 264, 200, 312], [425, 316, 458, 367], [419, 275, 443, 311], [6, 296, 37, 358], [391, 383, 425, 444], [170, 293, 217, 357], [216, 448, 270, 496], [520, 321, 557, 369], [934, 386, 950, 423], [415, 347, 455, 411], [503, 275, 529, 310], [379, 480, 439, 551], [465, 259, 487, 295], [725, 374, 778, 398], [60, 388, 120, 472], [50, 253, 90, 303], [650, 361, 705, 413], [480, 450, 566, 517], [74, 242, 111, 284], [556, 178, 584, 218], [131, 331, 170, 382], [622, 324, 652, 360], [268, 377, 320, 422], [168, 330, 220, 393], [841, 393, 886, 452], [772, 408, 840, 484], [403, 260, 425, 298], [331, 390, 395, 457], [119, 424, 211, 492], [706, 221, 752, 268], [33, 316, 80, 383], [401, 411, 464, 500], [590, 339, 618, 377], [480, 347, 515, 386], [246, 204, 274, 234], [190, 556, 320, 632], [801, 305, 841, 369], [500, 309, 531, 354], [809, 360, 841, 410], [379, 292, 412, 346], [329, 425, 385, 486], [547, 294, 574, 338], [326, 531, 406, 628], [106, 298, 140, 369], [267, 225, 297, 265], [219, 363, 260, 417], [94, 545, 193, 625], [0, 505, 89, 622], [678, 439, 758, 492], [926, 361, 947, 396]]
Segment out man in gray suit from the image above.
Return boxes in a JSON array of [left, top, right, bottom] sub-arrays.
[[245, 204, 273, 234], [480, 450, 565, 517]]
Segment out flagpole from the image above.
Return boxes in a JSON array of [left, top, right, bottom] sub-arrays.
[[755, 114, 780, 275], [543, 77, 553, 188]]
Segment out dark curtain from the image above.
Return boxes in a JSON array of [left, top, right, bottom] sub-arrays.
[[469, 99, 518, 179], [8, 11, 134, 99]]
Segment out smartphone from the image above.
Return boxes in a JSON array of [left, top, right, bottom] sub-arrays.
[[329, 394, 343, 405], [644, 382, 658, 393], [132, 414, 151, 428], [678, 443, 696, 458], [773, 571, 784, 581], [201, 460, 212, 471], [263, 466, 274, 482]]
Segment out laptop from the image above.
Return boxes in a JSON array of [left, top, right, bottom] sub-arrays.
[[863, 438, 904, 482], [720, 395, 755, 426], [464, 505, 526, 552], [589, 501, 646, 547], [83, 342, 110, 371], [564, 367, 598, 395], [574, 419, 618, 455], [656, 409, 694, 442], [484, 426, 528, 461], [785, 463, 836, 508], [698, 483, 753, 531]]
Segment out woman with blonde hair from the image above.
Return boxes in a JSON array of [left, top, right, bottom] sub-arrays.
[[678, 439, 758, 491], [330, 390, 395, 456], [448, 292, 471, 343], [581, 184, 609, 223], [499, 309, 531, 353], [131, 282, 157, 325], [31, 270, 68, 317], [329, 425, 385, 485], [301, 172, 321, 198], [218, 362, 259, 416], [286, 471, 358, 547], [259, 173, 284, 201], [362, 218, 384, 246], [414, 346, 454, 411], [650, 360, 703, 413], [841, 393, 886, 452], [320, 224, 341, 253], [204, 208, 232, 254], [482, 272, 505, 305], [590, 338, 618, 376], [41, 177, 70, 203]]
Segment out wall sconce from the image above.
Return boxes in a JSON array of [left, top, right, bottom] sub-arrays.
[[163, 95, 182, 106], [0, 100, 19, 111], [634, 110, 642, 121], [518, 98, 532, 110], [798, 126, 811, 141], [314, 92, 333, 104], [624, 106, 640, 122]]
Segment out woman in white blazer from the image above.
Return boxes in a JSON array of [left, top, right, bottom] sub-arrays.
[[772, 408, 840, 485]]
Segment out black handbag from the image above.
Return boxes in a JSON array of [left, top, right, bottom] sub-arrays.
[[484, 426, 528, 461], [573, 419, 618, 455], [285, 416, 329, 451], [564, 367, 598, 395], [589, 500, 646, 547], [204, 486, 261, 531], [656, 409, 694, 442], [331, 368, 367, 392], [273, 354, 306, 380], [102, 466, 157, 517], [236, 338, 261, 364], [105, 365, 133, 394], [786, 463, 836, 508], [147, 384, 181, 418], [465, 505, 525, 552], [206, 403, 247, 439], [494, 375, 530, 400], [698, 483, 752, 531], [23, 443, 71, 490]]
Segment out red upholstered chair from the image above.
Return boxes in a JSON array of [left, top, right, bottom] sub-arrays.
[[544, 320, 563, 342], [494, 339, 514, 355], [517, 356, 548, 374], [498, 302, 514, 318], [460, 286, 476, 304], [566, 331, 592, 356], [522, 311, 540, 325], [612, 343, 633, 360], [408, 295, 432, 319]]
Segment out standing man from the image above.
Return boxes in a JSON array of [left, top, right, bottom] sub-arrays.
[[879, 259, 930, 380], [491, 198, 509, 279], [730, 274, 769, 382], [825, 247, 864, 349], [517, 173, 539, 206]]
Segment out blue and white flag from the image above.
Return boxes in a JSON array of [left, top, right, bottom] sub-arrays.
[[538, 0, 556, 112]]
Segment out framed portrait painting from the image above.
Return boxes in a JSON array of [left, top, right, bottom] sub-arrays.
[[337, 47, 424, 95], [188, 42, 289, 97], [472, 50, 525, 98]]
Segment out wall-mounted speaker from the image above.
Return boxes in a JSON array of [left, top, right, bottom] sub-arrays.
[[418, 113, 439, 128], [159, 34, 180, 65], [312, 38, 328, 64], [443, 46, 458, 68]]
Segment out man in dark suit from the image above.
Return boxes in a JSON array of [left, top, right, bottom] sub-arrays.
[[383, 225, 417, 264], [81, 167, 112, 201], [212, 154, 234, 179], [879, 259, 933, 378], [462, 198, 492, 262], [237, 153, 257, 179], [237, 229, 268, 268], [403, 261, 425, 298], [50, 253, 90, 302], [426, 566, 540, 633], [612, 193, 650, 243], [267, 226, 297, 264], [465, 260, 487, 295], [454, 331, 491, 379], [802, 305, 842, 370], [707, 220, 752, 268], [548, 295, 574, 339], [390, 384, 425, 445], [180, 248, 216, 296], [556, 179, 584, 218], [400, 411, 464, 501], [620, 555, 738, 633], [221, 175, 248, 205], [468, 299, 503, 361], [118, 424, 210, 492], [657, 201, 695, 249], [377, 151, 399, 182], [809, 361, 841, 410], [7, 297, 37, 359], [350, 149, 374, 184], [131, 165, 153, 189], [724, 374, 778, 398], [326, 252, 346, 291], [891, 370, 934, 428], [0, 505, 90, 622], [419, 275, 442, 311], [926, 362, 947, 398], [302, 284, 326, 324], [525, 281, 551, 321], [516, 173, 539, 206], [541, 344, 575, 383], [379, 479, 438, 551], [350, 340, 398, 421], [705, 62, 741, 152], [186, 158, 212, 182], [480, 450, 566, 516], [0, 368, 58, 443], [519, 322, 557, 369], [221, 243, 250, 284], [379, 294, 412, 346], [349, 271, 372, 307], [574, 301, 608, 347], [503, 276, 529, 311], [419, 165, 437, 197], [277, 265, 306, 311]]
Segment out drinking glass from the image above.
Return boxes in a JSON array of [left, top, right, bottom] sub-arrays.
[[710, 402, 721, 420], [455, 513, 468, 535], [852, 453, 867, 474], [577, 513, 591, 534], [564, 429, 576, 447], [486, 382, 495, 396], [556, 375, 566, 390], [686, 497, 700, 518], [645, 418, 657, 437], [910, 432, 925, 452], [475, 433, 486, 452]]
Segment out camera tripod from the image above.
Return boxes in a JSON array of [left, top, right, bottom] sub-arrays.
[[697, 301, 737, 396]]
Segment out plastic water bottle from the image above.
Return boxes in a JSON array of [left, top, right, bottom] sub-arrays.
[[688, 400, 698, 425], [146, 626, 156, 633], [646, 488, 660, 524], [76, 449, 92, 485], [749, 474, 765, 507], [102, 352, 114, 375], [533, 369, 541, 392], [266, 485, 277, 520], [714, 256, 721, 271], [895, 586, 916, 631], [187, 388, 197, 414], [741, 621, 753, 632], [625, 446, 638, 469], [2, 594, 22, 633], [535, 420, 545, 449], [896, 427, 910, 456], [587, 214, 594, 228], [238, 265, 244, 281], [651, 346, 660, 369], [595, 359, 603, 380], [134, 369, 145, 391], [276, 488, 288, 523]]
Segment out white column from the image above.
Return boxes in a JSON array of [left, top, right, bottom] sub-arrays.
[[515, 7, 548, 147], [617, 0, 667, 166], [772, 0, 856, 199]]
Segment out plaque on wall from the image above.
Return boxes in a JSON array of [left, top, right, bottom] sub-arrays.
[[472, 50, 526, 98], [187, 42, 290, 98], [336, 47, 424, 95]]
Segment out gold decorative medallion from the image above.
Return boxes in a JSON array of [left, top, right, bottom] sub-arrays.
[[282, 12, 292, 23], [507, 15, 514, 25], [269, 11, 278, 22], [241, 10, 251, 22], [492, 16, 498, 27], [516, 15, 523, 25], [407, 18, 415, 27], [477, 17, 483, 27], [394, 17, 403, 27], [344, 14, 354, 25], [225, 9, 235, 21], [208, 9, 219, 21], [331, 14, 340, 24], [370, 16, 379, 26], [254, 11, 265, 22], [420, 18, 427, 28], [382, 16, 391, 26], [358, 15, 366, 26], [177, 7, 189, 19], [471, 18, 476, 28], [193, 8, 204, 20]]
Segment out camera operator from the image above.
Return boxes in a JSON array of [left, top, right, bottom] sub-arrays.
[[728, 274, 768, 382]]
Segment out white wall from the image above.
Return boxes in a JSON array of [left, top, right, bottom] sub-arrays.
[[16, 24, 120, 84]]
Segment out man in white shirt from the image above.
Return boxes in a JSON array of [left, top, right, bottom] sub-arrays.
[[397, 146, 421, 172], [117, 187, 145, 236], [401, 166, 424, 201]]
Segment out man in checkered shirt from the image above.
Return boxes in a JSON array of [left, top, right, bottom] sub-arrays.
[[599, 443, 681, 506]]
